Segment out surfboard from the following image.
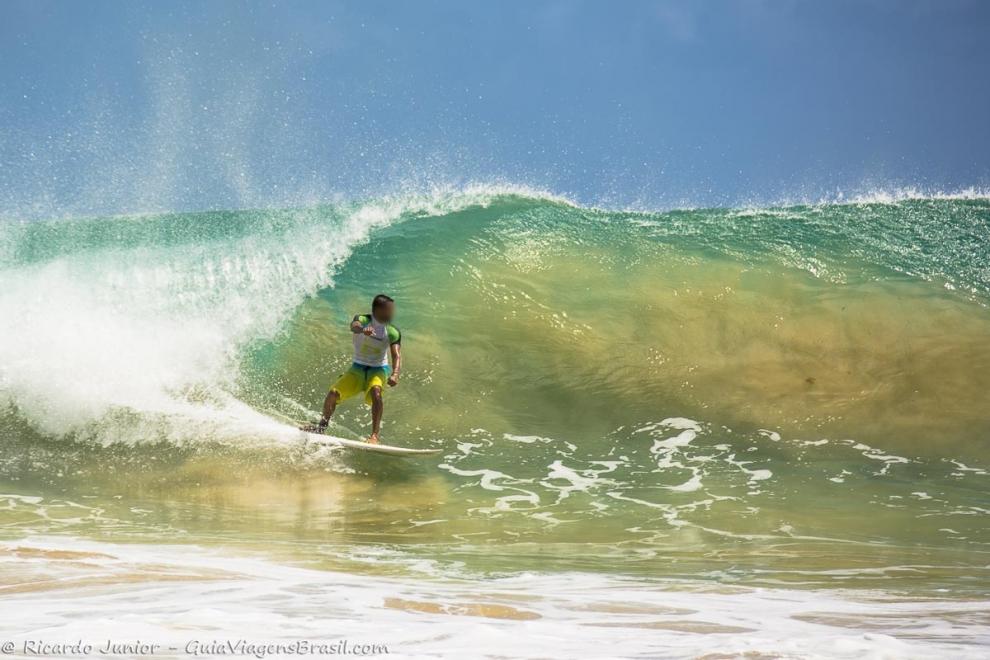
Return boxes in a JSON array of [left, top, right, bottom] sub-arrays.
[[298, 428, 442, 457]]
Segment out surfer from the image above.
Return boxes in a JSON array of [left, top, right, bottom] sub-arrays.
[[303, 294, 402, 444]]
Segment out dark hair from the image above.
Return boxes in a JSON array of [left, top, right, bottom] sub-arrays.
[[372, 294, 395, 311]]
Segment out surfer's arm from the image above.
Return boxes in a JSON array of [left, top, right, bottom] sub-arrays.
[[388, 343, 401, 386], [351, 314, 373, 335]]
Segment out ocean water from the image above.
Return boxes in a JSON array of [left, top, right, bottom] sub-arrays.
[[1, 187, 989, 658]]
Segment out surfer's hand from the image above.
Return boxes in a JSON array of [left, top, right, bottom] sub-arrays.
[[387, 374, 399, 387], [362, 326, 375, 336]]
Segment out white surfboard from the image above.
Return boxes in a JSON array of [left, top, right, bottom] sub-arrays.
[[299, 428, 442, 457]]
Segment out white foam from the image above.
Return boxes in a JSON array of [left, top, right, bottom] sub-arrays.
[[650, 429, 697, 453], [658, 417, 702, 431], [503, 433, 551, 444], [540, 460, 600, 499], [666, 472, 704, 492], [2, 536, 986, 660], [843, 186, 990, 206], [747, 185, 990, 211], [845, 440, 912, 475], [946, 459, 988, 476]]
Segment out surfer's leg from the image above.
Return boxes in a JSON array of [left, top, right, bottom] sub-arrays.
[[321, 390, 340, 426], [362, 367, 389, 443], [368, 386, 383, 443], [303, 368, 361, 432]]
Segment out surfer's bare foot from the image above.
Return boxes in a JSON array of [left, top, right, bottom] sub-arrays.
[[367, 433, 380, 444]]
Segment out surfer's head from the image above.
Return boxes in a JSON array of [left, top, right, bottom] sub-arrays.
[[372, 293, 395, 322]]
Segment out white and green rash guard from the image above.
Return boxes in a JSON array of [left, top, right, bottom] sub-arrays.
[[351, 313, 402, 367]]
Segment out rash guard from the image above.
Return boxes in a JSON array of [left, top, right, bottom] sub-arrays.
[[351, 313, 401, 367]]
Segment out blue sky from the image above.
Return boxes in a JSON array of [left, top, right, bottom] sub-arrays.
[[1, 0, 988, 216]]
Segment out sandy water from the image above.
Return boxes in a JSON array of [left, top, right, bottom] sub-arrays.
[[1, 189, 989, 657]]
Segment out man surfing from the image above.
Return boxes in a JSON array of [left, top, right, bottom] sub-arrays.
[[302, 294, 402, 444]]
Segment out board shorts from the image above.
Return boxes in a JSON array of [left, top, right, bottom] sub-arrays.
[[330, 363, 392, 405]]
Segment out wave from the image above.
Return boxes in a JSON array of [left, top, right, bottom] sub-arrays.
[[1, 186, 989, 457], [2, 186, 989, 598], [0, 186, 568, 445]]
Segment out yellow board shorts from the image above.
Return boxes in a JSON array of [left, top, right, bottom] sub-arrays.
[[330, 363, 392, 405]]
